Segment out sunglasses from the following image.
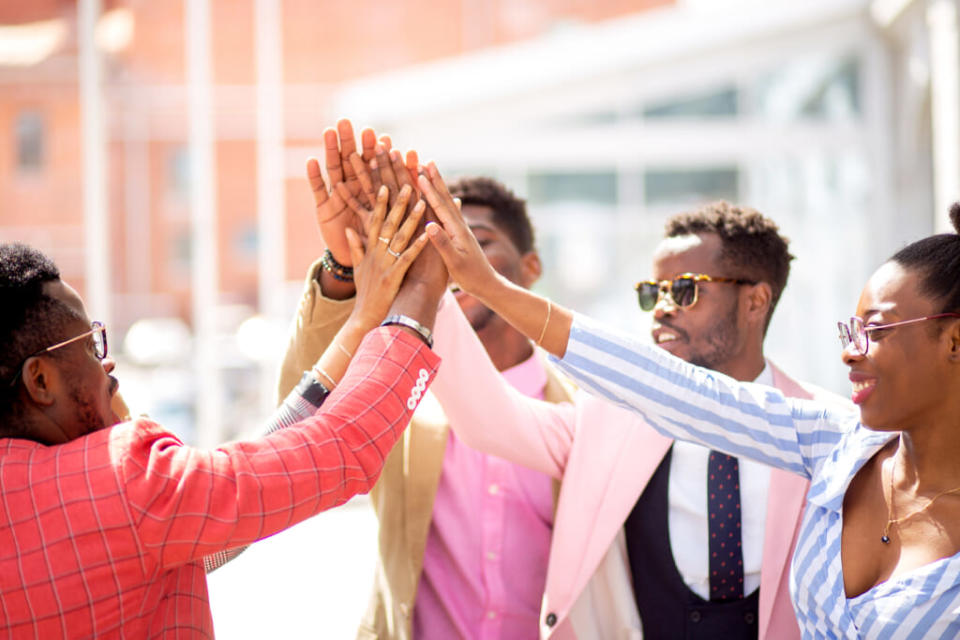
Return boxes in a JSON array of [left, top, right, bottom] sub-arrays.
[[837, 313, 960, 356], [634, 273, 757, 312]]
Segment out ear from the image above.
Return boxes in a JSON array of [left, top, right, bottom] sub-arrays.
[[743, 282, 772, 325], [946, 319, 960, 363], [519, 251, 543, 288], [20, 356, 60, 408]]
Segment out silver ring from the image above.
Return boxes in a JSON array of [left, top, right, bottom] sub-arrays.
[[387, 248, 402, 259], [378, 236, 390, 245]]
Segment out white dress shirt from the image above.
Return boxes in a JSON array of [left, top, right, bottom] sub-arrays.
[[668, 364, 773, 600]]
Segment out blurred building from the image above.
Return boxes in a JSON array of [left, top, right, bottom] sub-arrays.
[[1, 0, 958, 438]]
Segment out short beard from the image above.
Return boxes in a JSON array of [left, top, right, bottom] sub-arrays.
[[70, 385, 106, 438], [687, 300, 741, 370]]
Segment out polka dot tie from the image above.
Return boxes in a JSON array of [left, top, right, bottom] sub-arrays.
[[708, 450, 744, 602]]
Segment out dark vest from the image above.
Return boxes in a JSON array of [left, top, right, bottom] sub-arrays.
[[625, 446, 759, 640]]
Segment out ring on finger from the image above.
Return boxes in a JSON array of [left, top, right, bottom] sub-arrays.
[[378, 236, 390, 245], [386, 248, 402, 259]]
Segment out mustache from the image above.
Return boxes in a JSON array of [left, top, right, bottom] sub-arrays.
[[108, 376, 119, 396]]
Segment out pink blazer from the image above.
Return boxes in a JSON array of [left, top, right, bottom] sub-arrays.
[[431, 296, 847, 640]]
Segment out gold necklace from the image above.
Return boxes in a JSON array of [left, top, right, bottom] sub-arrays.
[[882, 455, 960, 544]]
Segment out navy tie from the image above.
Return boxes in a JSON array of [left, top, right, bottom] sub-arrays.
[[707, 450, 744, 602]]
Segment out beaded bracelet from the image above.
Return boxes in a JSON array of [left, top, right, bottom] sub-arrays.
[[320, 248, 354, 282]]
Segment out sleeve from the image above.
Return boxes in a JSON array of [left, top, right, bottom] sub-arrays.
[[554, 313, 859, 478], [276, 259, 356, 402], [115, 327, 439, 570], [431, 292, 577, 480]]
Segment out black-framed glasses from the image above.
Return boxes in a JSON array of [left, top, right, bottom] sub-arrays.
[[837, 313, 960, 356], [634, 273, 757, 312], [7, 321, 108, 388]]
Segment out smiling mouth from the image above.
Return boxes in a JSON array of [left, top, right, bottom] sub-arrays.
[[656, 333, 679, 344], [851, 379, 874, 394]]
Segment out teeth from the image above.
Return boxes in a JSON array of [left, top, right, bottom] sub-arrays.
[[657, 333, 678, 344], [851, 380, 874, 393]]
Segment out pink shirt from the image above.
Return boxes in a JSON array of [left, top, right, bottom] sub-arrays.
[[413, 352, 554, 639]]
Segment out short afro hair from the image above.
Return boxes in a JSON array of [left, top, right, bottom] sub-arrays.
[[0, 243, 75, 421], [448, 177, 535, 254], [664, 201, 794, 332]]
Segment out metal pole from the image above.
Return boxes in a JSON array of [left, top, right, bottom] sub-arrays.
[[185, 0, 222, 447], [255, 0, 286, 410], [928, 0, 960, 232], [78, 0, 111, 329]]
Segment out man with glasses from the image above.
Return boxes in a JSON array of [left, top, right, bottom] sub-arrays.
[[0, 241, 443, 637], [427, 201, 851, 639]]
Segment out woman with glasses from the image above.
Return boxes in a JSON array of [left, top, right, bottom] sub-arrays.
[[420, 161, 960, 638]]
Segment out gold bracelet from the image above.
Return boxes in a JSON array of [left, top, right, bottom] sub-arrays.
[[312, 365, 337, 389], [336, 342, 353, 360], [536, 299, 552, 346]]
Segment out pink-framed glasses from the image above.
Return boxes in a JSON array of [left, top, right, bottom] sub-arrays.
[[837, 313, 960, 355], [7, 321, 107, 387]]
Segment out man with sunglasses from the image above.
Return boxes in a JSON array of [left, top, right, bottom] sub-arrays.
[[427, 200, 851, 639], [0, 241, 444, 637]]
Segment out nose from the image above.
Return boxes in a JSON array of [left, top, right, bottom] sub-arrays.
[[652, 291, 677, 319], [840, 342, 862, 366], [102, 357, 116, 374]]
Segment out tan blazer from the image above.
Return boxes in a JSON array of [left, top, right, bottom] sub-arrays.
[[277, 262, 575, 640]]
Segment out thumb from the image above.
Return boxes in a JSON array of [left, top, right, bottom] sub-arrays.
[[345, 227, 365, 267]]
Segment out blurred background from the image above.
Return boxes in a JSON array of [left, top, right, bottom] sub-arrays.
[[1, 0, 958, 636]]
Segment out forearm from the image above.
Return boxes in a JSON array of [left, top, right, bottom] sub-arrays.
[[556, 313, 853, 476], [276, 260, 356, 400], [128, 327, 439, 569], [432, 293, 575, 478], [472, 273, 574, 358]]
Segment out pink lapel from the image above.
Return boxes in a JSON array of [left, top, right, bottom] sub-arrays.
[[756, 363, 814, 640], [570, 404, 674, 600]]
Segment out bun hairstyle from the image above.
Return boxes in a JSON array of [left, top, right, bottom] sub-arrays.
[[889, 202, 960, 313]]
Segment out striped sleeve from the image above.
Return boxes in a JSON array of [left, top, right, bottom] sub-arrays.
[[554, 313, 857, 478]]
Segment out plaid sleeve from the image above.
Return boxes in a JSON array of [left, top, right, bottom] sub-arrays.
[[114, 326, 438, 569]]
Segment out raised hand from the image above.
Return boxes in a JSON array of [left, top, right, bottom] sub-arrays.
[[309, 119, 379, 270], [418, 162, 499, 298], [346, 184, 429, 331]]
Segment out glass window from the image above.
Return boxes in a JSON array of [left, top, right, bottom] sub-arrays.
[[15, 111, 44, 172], [168, 146, 191, 198], [752, 56, 860, 121], [643, 167, 739, 206], [527, 171, 617, 205], [642, 87, 739, 118]]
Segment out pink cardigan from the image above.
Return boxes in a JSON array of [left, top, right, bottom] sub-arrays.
[[431, 295, 848, 640]]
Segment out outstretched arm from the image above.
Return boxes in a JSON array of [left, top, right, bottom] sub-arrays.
[[420, 162, 856, 477]]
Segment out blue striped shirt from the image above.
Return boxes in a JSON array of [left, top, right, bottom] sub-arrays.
[[553, 313, 960, 639]]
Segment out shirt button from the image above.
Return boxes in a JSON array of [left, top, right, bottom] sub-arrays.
[[486, 551, 497, 561], [545, 613, 558, 627], [689, 610, 701, 623], [488, 484, 499, 495], [487, 611, 497, 619], [744, 612, 756, 624]]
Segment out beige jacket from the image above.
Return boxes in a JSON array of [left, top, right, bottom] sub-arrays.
[[277, 261, 574, 640]]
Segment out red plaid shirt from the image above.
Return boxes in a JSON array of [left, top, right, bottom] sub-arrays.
[[0, 327, 438, 639]]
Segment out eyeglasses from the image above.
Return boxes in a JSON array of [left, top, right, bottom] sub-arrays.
[[7, 321, 108, 388], [837, 313, 960, 355], [634, 273, 757, 312]]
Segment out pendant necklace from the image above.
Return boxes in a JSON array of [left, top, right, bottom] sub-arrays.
[[882, 454, 960, 544]]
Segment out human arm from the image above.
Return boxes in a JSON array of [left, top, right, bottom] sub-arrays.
[[430, 291, 577, 479], [421, 164, 856, 476], [118, 326, 439, 570]]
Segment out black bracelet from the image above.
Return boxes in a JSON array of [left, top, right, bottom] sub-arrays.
[[381, 314, 434, 348], [320, 249, 354, 282]]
